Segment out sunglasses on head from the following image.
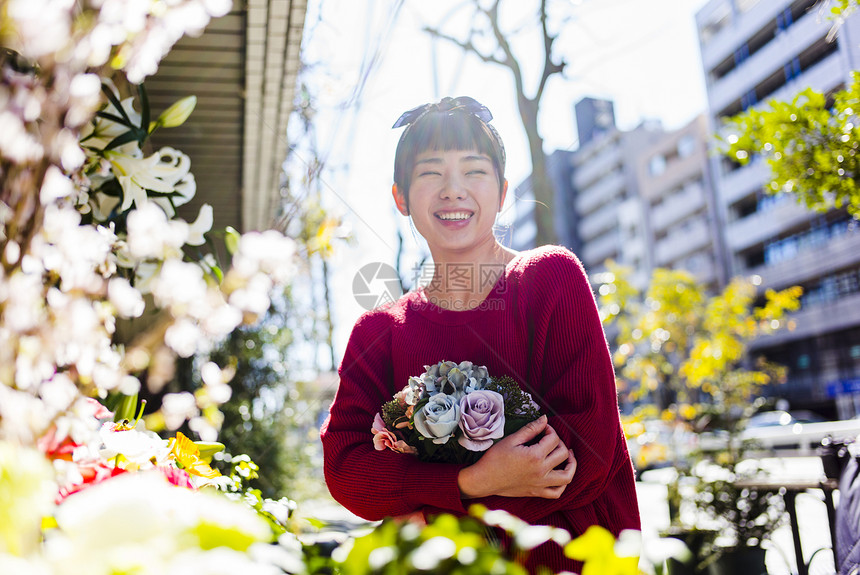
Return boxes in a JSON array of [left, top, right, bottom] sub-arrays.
[[392, 96, 493, 129]]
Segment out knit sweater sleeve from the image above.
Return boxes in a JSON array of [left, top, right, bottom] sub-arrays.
[[320, 310, 468, 521], [474, 248, 630, 523]]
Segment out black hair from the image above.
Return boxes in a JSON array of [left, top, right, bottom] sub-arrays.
[[392, 97, 506, 213]]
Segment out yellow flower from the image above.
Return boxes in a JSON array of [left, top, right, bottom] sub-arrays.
[[168, 432, 220, 479], [564, 526, 639, 575]]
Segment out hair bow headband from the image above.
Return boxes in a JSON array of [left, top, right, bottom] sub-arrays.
[[392, 96, 493, 129]]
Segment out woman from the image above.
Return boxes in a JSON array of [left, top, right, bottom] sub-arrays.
[[320, 96, 639, 573]]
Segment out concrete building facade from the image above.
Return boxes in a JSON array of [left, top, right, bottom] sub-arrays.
[[634, 114, 726, 289], [571, 115, 664, 284], [697, 0, 860, 416]]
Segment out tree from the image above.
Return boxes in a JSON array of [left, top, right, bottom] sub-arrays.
[[424, 0, 567, 246], [722, 74, 860, 219], [598, 263, 802, 423], [721, 2, 860, 219]]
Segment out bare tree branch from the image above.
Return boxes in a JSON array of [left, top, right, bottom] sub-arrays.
[[420, 0, 566, 246], [423, 26, 507, 67], [484, 1, 526, 100], [537, 0, 564, 101]]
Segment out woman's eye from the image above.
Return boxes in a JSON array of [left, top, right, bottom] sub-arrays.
[[419, 171, 440, 177], [467, 169, 487, 175]]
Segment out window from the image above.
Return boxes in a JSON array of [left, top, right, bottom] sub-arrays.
[[678, 135, 696, 158], [649, 155, 666, 176]]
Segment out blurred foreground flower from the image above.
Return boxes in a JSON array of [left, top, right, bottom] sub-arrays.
[[564, 525, 640, 575]]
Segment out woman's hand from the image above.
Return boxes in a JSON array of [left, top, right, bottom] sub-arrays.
[[457, 415, 577, 499]]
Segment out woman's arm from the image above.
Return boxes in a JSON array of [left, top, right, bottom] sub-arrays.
[[321, 311, 469, 520]]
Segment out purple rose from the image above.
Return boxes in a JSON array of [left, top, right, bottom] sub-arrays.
[[458, 390, 505, 451]]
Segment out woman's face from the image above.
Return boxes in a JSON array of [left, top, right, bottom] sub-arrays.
[[394, 148, 507, 258]]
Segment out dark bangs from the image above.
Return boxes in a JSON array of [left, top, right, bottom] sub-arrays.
[[393, 111, 505, 195]]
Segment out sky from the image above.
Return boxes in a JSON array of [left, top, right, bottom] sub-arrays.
[[292, 0, 713, 366]]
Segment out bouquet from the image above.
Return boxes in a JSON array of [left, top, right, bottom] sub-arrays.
[[372, 361, 541, 464]]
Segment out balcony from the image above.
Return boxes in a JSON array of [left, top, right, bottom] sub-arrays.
[[700, 0, 785, 73], [651, 184, 707, 233], [748, 230, 860, 290], [753, 291, 860, 349], [575, 171, 626, 215], [640, 148, 706, 203], [726, 199, 814, 252], [579, 202, 619, 242], [719, 160, 769, 205], [765, 49, 844, 107], [582, 230, 620, 269], [573, 145, 622, 190], [710, 10, 830, 115], [655, 220, 711, 266]]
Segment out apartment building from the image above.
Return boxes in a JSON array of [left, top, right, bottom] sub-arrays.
[[634, 114, 726, 289], [571, 108, 664, 284], [697, 0, 860, 416]]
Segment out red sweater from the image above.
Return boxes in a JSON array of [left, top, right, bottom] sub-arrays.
[[321, 246, 640, 572]]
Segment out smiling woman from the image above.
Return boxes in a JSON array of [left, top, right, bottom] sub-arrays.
[[320, 96, 641, 574]]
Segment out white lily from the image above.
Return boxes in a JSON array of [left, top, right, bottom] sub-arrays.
[[107, 146, 193, 212], [186, 204, 212, 246], [107, 150, 169, 212], [149, 147, 196, 217]]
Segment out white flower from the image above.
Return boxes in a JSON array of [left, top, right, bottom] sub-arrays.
[[126, 203, 187, 260], [3, 271, 45, 332], [152, 259, 207, 310], [5, 0, 73, 59], [38, 373, 79, 413], [99, 421, 169, 468], [164, 318, 203, 358], [199, 300, 242, 338], [161, 392, 197, 430], [89, 191, 121, 222], [45, 472, 274, 575], [186, 204, 212, 246], [38, 206, 116, 293], [108, 277, 144, 318], [55, 129, 86, 172], [228, 273, 273, 315], [108, 150, 172, 212], [231, 231, 296, 284], [0, 111, 44, 163], [67, 73, 102, 129], [0, 441, 57, 557], [38, 167, 74, 206]]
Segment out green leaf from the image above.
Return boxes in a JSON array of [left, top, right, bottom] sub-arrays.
[[101, 83, 131, 125], [192, 520, 260, 551], [95, 110, 134, 127], [113, 392, 138, 423], [103, 129, 143, 151], [194, 441, 226, 463], [138, 83, 151, 136]]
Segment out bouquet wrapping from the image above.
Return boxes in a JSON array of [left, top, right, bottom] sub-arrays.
[[372, 361, 541, 465]]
